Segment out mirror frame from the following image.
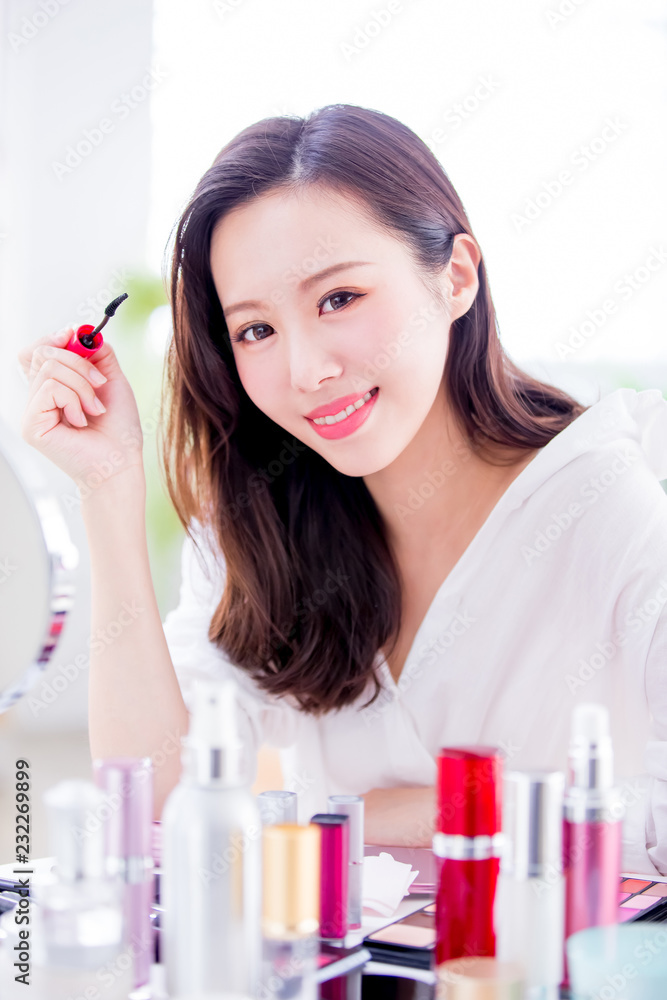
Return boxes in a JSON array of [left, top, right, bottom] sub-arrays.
[[0, 417, 78, 713]]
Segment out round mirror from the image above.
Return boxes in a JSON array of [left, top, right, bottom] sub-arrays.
[[0, 417, 78, 712]]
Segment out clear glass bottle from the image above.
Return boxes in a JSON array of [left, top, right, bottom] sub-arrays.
[[0, 779, 132, 1000]]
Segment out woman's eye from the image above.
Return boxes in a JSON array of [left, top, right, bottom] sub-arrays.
[[232, 291, 363, 344], [233, 323, 273, 344], [319, 291, 360, 314]]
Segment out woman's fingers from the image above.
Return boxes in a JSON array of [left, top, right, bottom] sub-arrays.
[[28, 356, 107, 417], [23, 378, 89, 443], [17, 327, 74, 377]]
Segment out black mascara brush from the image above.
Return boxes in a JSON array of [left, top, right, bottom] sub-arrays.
[[66, 292, 129, 358]]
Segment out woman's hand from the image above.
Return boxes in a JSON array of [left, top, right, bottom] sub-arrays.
[[362, 785, 436, 847], [18, 325, 145, 491]]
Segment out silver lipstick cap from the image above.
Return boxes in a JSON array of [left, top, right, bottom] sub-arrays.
[[501, 770, 565, 880], [327, 794, 364, 864], [258, 790, 298, 826]]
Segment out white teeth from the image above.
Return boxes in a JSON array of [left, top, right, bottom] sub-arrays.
[[313, 389, 377, 425]]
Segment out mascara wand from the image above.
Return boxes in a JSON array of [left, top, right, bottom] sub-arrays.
[[66, 292, 129, 358]]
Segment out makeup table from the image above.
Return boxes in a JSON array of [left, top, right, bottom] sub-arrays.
[[4, 855, 667, 998], [0, 855, 436, 998]]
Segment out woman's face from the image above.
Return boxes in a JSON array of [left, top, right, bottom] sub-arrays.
[[210, 184, 471, 478]]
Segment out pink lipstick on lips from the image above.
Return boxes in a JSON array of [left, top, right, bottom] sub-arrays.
[[305, 387, 379, 440]]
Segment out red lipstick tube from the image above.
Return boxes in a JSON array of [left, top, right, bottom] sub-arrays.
[[310, 813, 349, 940], [433, 746, 504, 965]]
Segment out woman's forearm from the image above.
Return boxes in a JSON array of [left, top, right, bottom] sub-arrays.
[[362, 785, 436, 847], [82, 466, 189, 818]]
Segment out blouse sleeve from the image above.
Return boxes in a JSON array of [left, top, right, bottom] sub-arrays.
[[644, 600, 667, 874], [161, 521, 299, 783]]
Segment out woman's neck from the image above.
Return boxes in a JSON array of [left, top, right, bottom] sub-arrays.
[[363, 393, 538, 561]]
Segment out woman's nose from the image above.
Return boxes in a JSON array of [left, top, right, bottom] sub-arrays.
[[285, 325, 343, 393]]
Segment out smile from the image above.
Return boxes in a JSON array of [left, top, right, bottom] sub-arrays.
[[312, 388, 379, 425]]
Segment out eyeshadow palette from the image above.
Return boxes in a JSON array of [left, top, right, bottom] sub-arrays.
[[617, 874, 667, 923], [364, 904, 435, 970]]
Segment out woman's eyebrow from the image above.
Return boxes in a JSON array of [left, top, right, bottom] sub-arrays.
[[223, 261, 375, 318]]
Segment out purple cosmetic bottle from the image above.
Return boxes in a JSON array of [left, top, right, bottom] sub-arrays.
[[93, 756, 155, 991], [562, 704, 624, 987]]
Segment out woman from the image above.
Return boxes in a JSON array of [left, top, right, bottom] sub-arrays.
[[19, 104, 667, 873]]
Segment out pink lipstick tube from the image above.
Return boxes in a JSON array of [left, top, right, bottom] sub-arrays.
[[93, 756, 155, 988], [66, 324, 104, 358], [562, 704, 624, 986], [310, 813, 349, 941], [433, 746, 504, 966]]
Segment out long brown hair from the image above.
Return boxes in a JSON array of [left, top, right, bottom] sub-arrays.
[[160, 103, 588, 715]]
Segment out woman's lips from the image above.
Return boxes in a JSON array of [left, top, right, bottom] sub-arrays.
[[306, 387, 379, 440]]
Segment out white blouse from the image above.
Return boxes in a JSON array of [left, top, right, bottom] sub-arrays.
[[162, 387, 667, 876]]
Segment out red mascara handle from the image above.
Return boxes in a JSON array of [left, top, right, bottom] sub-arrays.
[[66, 324, 104, 358]]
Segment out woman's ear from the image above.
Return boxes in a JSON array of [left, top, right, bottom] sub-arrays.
[[437, 233, 482, 322]]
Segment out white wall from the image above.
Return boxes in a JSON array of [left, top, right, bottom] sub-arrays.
[[149, 0, 667, 367], [0, 0, 154, 731]]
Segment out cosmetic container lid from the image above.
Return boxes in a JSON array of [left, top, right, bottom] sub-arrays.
[[328, 794, 364, 863], [567, 923, 667, 993], [310, 813, 350, 938], [262, 823, 321, 939], [568, 702, 614, 791], [189, 677, 238, 748], [185, 677, 244, 785], [437, 746, 503, 837], [92, 757, 153, 875], [436, 956, 525, 998], [500, 770, 564, 880], [258, 789, 298, 826], [43, 779, 107, 881]]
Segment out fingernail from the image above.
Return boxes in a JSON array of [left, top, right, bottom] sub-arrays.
[[91, 397, 106, 414], [90, 369, 107, 386]]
